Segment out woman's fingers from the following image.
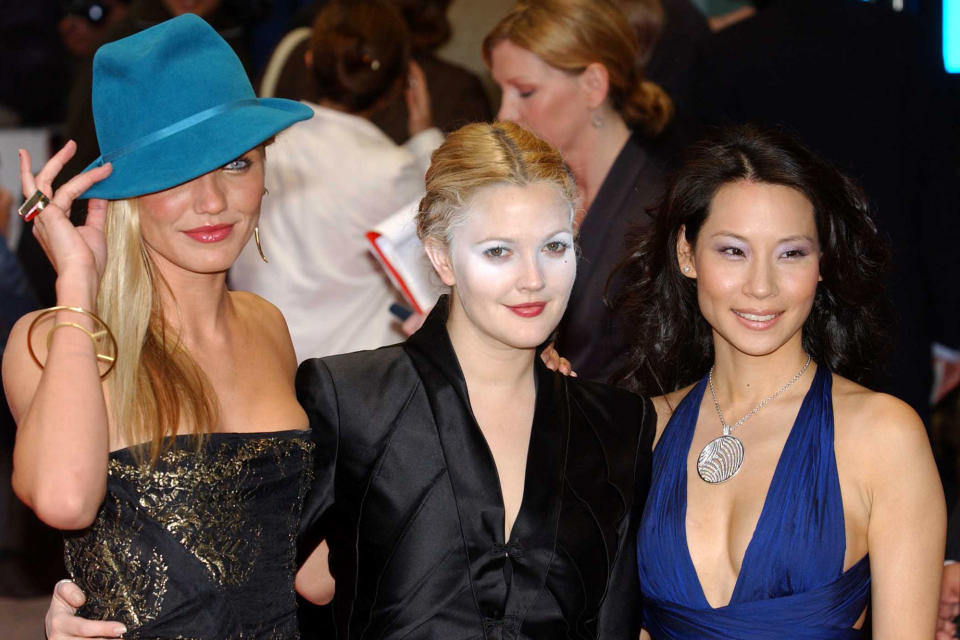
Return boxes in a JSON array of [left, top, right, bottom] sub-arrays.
[[45, 580, 126, 639], [51, 163, 113, 214], [35, 140, 79, 193], [19, 148, 38, 199], [54, 579, 86, 608], [85, 199, 109, 232]]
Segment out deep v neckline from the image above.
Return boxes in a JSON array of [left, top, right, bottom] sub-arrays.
[[679, 366, 823, 610]]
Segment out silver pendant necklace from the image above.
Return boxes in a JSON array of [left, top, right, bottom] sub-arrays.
[[697, 354, 812, 484]]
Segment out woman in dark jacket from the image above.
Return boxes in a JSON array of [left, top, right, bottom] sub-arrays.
[[294, 121, 655, 639]]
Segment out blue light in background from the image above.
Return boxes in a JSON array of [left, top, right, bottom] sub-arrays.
[[947, 0, 960, 72]]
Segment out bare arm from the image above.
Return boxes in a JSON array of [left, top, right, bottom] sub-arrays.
[[860, 395, 945, 638], [295, 540, 336, 605], [4, 141, 113, 529]]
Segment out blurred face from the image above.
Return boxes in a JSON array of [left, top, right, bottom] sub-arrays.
[[161, 0, 222, 17], [137, 148, 264, 276], [679, 180, 821, 358], [435, 181, 576, 351], [489, 40, 591, 156]]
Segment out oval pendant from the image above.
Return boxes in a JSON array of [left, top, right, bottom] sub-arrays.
[[697, 435, 744, 484]]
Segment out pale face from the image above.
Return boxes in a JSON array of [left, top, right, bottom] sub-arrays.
[[680, 180, 821, 359], [137, 149, 264, 276], [435, 182, 576, 351], [489, 40, 592, 157], [161, 0, 222, 17]]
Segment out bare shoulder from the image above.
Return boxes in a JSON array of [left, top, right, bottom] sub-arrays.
[[230, 290, 288, 335], [229, 291, 296, 363], [831, 373, 930, 476], [651, 383, 697, 447]]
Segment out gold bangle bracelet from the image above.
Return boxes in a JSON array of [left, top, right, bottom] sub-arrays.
[[27, 306, 118, 379]]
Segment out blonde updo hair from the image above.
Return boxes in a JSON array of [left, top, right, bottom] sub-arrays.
[[417, 121, 577, 246], [482, 0, 673, 137]]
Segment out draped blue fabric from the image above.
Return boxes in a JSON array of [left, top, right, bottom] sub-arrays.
[[637, 366, 870, 639]]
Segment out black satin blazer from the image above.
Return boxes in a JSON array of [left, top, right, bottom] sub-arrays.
[[295, 305, 655, 640]]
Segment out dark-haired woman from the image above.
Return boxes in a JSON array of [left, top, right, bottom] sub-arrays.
[[230, 0, 443, 361], [484, 0, 684, 383], [619, 126, 945, 638]]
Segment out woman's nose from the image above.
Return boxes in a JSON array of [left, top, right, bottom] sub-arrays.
[[191, 172, 227, 215]]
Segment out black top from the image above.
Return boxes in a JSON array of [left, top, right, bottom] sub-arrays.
[[555, 131, 667, 384], [296, 301, 656, 639], [65, 431, 314, 639]]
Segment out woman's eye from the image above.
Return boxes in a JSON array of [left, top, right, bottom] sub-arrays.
[[484, 246, 509, 259], [544, 240, 570, 255], [720, 246, 745, 257], [517, 88, 535, 98], [223, 157, 251, 171], [781, 248, 808, 259]]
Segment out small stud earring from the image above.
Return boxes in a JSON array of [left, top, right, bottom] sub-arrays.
[[254, 226, 268, 263], [683, 265, 691, 274]]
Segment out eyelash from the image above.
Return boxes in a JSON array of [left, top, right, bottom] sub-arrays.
[[518, 89, 534, 98], [718, 246, 809, 259], [719, 246, 745, 257], [223, 157, 252, 171], [484, 246, 509, 259], [482, 240, 571, 260]]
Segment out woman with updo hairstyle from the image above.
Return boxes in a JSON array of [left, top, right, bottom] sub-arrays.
[[484, 0, 679, 384], [620, 126, 945, 638], [294, 120, 655, 638], [230, 0, 444, 362]]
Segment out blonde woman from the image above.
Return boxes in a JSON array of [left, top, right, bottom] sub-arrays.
[[483, 0, 679, 384], [4, 15, 315, 639], [290, 120, 655, 638]]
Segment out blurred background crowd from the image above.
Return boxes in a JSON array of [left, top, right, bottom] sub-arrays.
[[0, 0, 958, 636]]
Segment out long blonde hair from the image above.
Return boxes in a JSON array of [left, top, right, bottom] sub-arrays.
[[417, 121, 577, 246], [99, 199, 217, 464], [482, 0, 673, 137]]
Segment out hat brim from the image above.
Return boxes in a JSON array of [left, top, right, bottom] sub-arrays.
[[80, 98, 313, 200]]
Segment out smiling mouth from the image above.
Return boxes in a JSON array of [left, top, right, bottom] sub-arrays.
[[507, 302, 547, 318], [182, 224, 234, 243], [733, 310, 780, 322]]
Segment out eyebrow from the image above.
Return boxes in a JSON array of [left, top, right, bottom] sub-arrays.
[[710, 231, 816, 244], [474, 229, 572, 245]]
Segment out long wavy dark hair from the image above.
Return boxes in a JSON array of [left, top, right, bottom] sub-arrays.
[[613, 125, 892, 396]]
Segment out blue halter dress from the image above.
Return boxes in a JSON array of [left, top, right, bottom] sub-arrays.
[[636, 365, 870, 639]]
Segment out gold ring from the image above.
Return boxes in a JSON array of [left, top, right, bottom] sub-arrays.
[[18, 190, 51, 221]]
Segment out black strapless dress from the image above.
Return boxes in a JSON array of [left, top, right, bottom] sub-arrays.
[[63, 430, 313, 640]]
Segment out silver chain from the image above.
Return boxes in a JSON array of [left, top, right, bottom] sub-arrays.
[[708, 354, 813, 436]]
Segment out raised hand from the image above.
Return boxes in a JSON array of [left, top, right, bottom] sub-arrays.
[[18, 141, 112, 291]]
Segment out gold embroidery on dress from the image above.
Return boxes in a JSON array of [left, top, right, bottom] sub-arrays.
[[63, 435, 313, 636]]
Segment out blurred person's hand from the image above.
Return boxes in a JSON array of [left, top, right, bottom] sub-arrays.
[[0, 187, 12, 237], [45, 579, 126, 639], [401, 310, 427, 336], [936, 563, 959, 640], [541, 342, 576, 377], [405, 60, 433, 136]]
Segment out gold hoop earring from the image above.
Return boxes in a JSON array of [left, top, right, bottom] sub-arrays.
[[254, 226, 268, 263]]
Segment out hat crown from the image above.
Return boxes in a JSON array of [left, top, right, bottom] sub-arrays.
[[92, 14, 255, 157]]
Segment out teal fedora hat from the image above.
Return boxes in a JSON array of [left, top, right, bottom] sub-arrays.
[[81, 14, 312, 199]]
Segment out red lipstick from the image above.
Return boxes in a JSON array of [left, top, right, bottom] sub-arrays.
[[182, 224, 234, 243], [507, 302, 546, 318]]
